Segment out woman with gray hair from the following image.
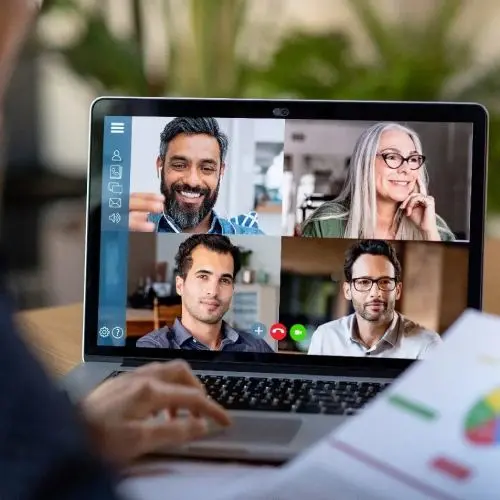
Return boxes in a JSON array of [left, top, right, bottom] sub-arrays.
[[301, 122, 455, 241]]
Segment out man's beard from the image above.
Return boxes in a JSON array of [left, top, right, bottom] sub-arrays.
[[161, 176, 220, 230], [187, 298, 228, 326], [193, 308, 225, 325], [353, 298, 393, 323]]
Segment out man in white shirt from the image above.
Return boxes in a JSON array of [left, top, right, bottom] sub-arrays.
[[308, 240, 442, 359]]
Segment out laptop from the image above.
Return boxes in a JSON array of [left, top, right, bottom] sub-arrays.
[[62, 98, 488, 463]]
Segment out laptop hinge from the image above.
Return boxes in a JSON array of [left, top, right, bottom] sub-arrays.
[[120, 358, 248, 370], [119, 357, 228, 369], [119, 358, 403, 379], [121, 357, 177, 368]]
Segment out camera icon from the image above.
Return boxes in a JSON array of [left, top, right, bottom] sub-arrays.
[[272, 108, 290, 117]]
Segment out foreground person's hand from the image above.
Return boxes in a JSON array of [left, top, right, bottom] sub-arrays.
[[80, 360, 231, 467]]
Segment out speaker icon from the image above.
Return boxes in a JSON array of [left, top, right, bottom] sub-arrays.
[[109, 212, 121, 224]]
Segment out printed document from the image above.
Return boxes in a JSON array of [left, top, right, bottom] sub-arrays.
[[215, 309, 500, 500]]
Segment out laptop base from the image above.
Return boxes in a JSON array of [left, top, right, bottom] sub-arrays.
[[62, 362, 390, 462]]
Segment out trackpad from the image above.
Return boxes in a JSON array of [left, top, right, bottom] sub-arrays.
[[203, 415, 302, 446]]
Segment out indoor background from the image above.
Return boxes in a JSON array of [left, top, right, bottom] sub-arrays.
[[129, 117, 284, 235], [126, 232, 281, 350], [279, 238, 468, 353], [3, 0, 500, 319], [282, 120, 472, 238]]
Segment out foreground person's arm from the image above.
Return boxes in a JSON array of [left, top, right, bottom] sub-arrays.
[[0, 289, 231, 498], [0, 290, 121, 499], [0, 2, 232, 497], [81, 361, 231, 468], [0, 0, 37, 99], [0, 1, 121, 497]]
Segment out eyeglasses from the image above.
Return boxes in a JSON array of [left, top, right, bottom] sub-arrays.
[[377, 152, 425, 170], [351, 277, 397, 292]]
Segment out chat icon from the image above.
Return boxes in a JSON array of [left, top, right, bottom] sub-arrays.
[[108, 182, 123, 194]]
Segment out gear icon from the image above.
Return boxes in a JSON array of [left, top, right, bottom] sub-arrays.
[[99, 326, 110, 338]]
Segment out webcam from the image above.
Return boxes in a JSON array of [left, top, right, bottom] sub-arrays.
[[273, 108, 290, 117]]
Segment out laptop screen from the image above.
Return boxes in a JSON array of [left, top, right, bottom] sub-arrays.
[[93, 104, 483, 367]]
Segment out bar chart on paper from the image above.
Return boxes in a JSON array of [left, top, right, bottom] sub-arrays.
[[323, 311, 500, 500]]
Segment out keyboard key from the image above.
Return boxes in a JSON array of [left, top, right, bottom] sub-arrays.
[[108, 371, 389, 414], [322, 404, 344, 415]]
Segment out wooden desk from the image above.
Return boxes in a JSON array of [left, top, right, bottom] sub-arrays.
[[14, 303, 273, 493], [17, 303, 84, 377], [15, 304, 186, 376]]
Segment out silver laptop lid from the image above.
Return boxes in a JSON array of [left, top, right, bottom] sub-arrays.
[[82, 98, 487, 378]]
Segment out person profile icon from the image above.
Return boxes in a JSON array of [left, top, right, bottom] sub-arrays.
[[112, 150, 122, 162]]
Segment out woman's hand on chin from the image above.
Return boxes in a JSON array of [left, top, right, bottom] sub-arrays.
[[400, 193, 441, 240]]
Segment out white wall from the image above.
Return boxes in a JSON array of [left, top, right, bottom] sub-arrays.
[[156, 234, 282, 287], [255, 119, 286, 142], [285, 119, 368, 157], [129, 117, 285, 234], [284, 120, 368, 233]]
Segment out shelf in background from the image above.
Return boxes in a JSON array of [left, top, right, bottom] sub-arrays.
[[256, 203, 282, 214]]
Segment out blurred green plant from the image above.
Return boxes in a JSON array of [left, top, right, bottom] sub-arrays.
[[38, 0, 500, 212], [245, 0, 500, 212], [38, 0, 252, 97]]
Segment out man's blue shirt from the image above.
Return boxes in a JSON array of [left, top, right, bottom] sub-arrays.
[[136, 318, 274, 353], [148, 210, 264, 235]]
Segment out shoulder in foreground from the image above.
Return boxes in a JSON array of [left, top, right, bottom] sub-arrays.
[[312, 316, 351, 334], [301, 202, 348, 237], [237, 329, 274, 352], [226, 211, 265, 235], [400, 316, 442, 341], [148, 212, 161, 224], [306, 201, 348, 221], [136, 328, 168, 348], [436, 216, 456, 241]]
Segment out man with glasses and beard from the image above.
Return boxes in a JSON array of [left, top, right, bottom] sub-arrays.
[[308, 239, 442, 359], [129, 117, 264, 234]]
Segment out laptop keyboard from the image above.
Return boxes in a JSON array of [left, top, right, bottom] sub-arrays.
[[110, 371, 390, 416], [199, 375, 389, 415]]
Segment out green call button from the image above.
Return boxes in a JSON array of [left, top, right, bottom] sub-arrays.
[[289, 324, 307, 342]]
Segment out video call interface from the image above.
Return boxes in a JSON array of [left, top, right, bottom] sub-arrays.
[[98, 116, 473, 361]]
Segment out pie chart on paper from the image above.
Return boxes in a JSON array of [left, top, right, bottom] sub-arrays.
[[464, 388, 500, 446]]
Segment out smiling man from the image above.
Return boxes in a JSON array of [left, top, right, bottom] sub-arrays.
[[129, 117, 264, 234], [137, 234, 274, 352], [308, 239, 442, 359]]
